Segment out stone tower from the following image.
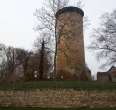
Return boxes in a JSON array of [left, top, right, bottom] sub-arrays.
[[56, 7, 87, 80]]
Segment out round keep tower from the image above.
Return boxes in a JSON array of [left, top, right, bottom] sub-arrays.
[[55, 7, 87, 80]]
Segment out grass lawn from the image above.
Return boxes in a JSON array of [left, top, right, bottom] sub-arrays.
[[0, 107, 116, 110], [0, 80, 116, 91]]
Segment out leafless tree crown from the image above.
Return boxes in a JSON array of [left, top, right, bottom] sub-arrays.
[[89, 9, 116, 68]]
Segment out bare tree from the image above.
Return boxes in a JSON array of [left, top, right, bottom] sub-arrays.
[[34, 0, 83, 78], [0, 44, 29, 81], [89, 9, 116, 68], [0, 59, 7, 79], [38, 38, 51, 79], [5, 47, 15, 76], [34, 34, 53, 79], [0, 44, 7, 78], [0, 45, 14, 79]]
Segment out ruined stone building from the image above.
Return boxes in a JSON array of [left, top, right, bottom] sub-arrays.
[[97, 72, 111, 82], [97, 66, 116, 82], [55, 7, 89, 80]]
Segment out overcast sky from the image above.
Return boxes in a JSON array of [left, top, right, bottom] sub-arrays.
[[0, 0, 116, 77]]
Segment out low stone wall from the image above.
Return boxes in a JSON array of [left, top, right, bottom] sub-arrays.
[[0, 89, 116, 108]]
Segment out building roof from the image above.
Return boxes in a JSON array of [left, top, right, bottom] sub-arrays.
[[56, 6, 84, 18], [108, 66, 116, 72]]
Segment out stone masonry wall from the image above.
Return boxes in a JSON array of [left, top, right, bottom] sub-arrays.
[[0, 89, 116, 108]]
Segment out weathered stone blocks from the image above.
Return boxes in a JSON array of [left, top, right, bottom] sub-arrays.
[[0, 90, 116, 108], [56, 7, 87, 79]]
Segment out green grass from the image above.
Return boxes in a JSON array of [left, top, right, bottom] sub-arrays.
[[0, 80, 116, 91], [0, 107, 116, 110]]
